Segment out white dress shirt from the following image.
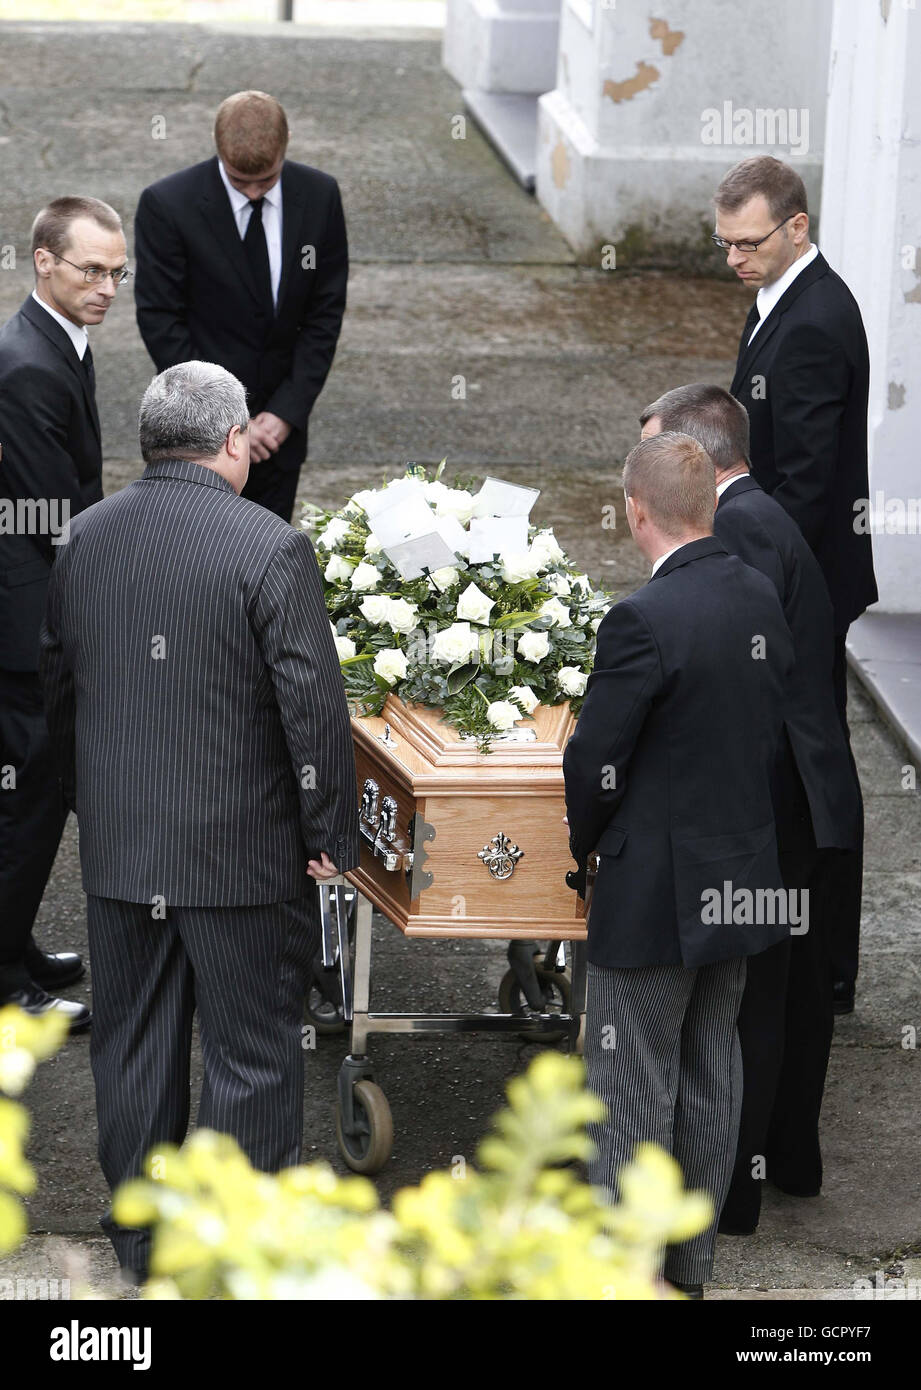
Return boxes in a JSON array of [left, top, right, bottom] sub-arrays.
[[218, 159, 283, 307], [716, 472, 748, 499], [748, 242, 818, 344], [651, 543, 684, 577], [31, 289, 89, 360]]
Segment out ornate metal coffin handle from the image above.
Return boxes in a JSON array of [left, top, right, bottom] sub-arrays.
[[477, 831, 524, 880], [360, 777, 379, 825], [358, 783, 409, 872]]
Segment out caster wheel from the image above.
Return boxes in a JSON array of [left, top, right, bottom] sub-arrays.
[[335, 1079, 394, 1174], [304, 982, 346, 1035], [498, 966, 573, 1044]]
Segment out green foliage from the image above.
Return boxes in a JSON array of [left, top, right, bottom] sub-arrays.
[[113, 1053, 711, 1300], [0, 1007, 68, 1255]]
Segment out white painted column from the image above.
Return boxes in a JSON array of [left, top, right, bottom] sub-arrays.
[[821, 0, 921, 613], [535, 0, 832, 261], [443, 0, 561, 95]]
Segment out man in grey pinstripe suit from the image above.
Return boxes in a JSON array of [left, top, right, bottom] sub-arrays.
[[38, 361, 359, 1282], [564, 433, 794, 1298]]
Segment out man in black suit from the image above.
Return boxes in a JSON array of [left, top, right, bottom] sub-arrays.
[[0, 195, 128, 1029], [134, 89, 347, 524], [564, 433, 794, 1297], [714, 156, 877, 1012], [39, 361, 359, 1282], [640, 384, 860, 1230]]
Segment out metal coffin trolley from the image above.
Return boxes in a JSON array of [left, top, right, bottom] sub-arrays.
[[315, 695, 590, 1175]]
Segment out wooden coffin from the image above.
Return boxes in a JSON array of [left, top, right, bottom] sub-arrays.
[[346, 695, 587, 940]]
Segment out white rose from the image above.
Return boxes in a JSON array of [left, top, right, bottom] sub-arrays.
[[334, 634, 356, 661], [429, 566, 460, 590], [350, 561, 381, 592], [509, 683, 539, 714], [359, 594, 392, 626], [324, 554, 355, 583], [431, 621, 479, 665], [591, 616, 603, 633], [500, 550, 541, 584], [570, 572, 591, 594], [373, 647, 408, 685], [487, 700, 522, 732], [422, 480, 450, 504], [544, 572, 571, 596], [530, 530, 565, 567], [456, 581, 495, 626], [557, 666, 588, 697], [386, 598, 419, 634], [364, 532, 383, 557], [517, 629, 551, 663], [434, 488, 476, 525], [349, 488, 379, 513], [539, 597, 572, 628], [318, 517, 351, 549]]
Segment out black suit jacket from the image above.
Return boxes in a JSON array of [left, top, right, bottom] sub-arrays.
[[0, 295, 103, 671], [38, 459, 360, 905], [715, 474, 858, 851], [563, 537, 794, 969], [731, 251, 877, 632], [134, 156, 348, 472]]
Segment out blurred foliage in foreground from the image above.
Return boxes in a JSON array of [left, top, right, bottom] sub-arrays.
[[0, 1006, 68, 1255], [113, 1052, 711, 1300]]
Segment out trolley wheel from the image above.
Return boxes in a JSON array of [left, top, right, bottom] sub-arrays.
[[304, 982, 346, 1035], [498, 966, 573, 1045], [335, 1079, 394, 1175]]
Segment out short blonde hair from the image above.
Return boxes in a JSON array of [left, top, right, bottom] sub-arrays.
[[623, 432, 716, 538], [214, 91, 288, 175]]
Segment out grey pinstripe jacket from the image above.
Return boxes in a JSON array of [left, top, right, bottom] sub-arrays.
[[38, 458, 359, 906]]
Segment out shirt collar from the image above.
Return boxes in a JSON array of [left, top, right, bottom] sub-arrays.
[[217, 158, 282, 214], [651, 543, 683, 577], [716, 470, 750, 498], [31, 289, 89, 359], [755, 242, 819, 324]]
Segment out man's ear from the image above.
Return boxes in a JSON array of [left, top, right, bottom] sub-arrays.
[[792, 211, 810, 245]]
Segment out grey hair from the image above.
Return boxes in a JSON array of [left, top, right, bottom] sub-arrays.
[[138, 361, 249, 463], [639, 383, 750, 474]]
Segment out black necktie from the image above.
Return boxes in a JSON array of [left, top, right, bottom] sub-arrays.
[[243, 197, 274, 313], [737, 302, 760, 361], [81, 342, 96, 394]]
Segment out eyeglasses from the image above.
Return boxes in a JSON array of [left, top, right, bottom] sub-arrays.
[[711, 215, 794, 254], [51, 253, 132, 286]]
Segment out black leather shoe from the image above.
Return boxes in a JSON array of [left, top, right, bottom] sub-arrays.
[[833, 979, 855, 1015], [718, 1216, 758, 1236], [1, 982, 91, 1033], [671, 1280, 704, 1300], [24, 946, 86, 991]]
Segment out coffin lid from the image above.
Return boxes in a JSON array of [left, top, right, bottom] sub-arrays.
[[351, 693, 575, 772]]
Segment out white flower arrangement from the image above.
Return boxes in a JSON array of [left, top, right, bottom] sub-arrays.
[[302, 463, 611, 750]]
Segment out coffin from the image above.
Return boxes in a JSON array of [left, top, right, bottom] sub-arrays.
[[346, 694, 587, 940]]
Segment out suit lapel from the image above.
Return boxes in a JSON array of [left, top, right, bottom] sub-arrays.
[[731, 252, 831, 396], [196, 156, 265, 311], [21, 296, 101, 444], [276, 161, 305, 312]]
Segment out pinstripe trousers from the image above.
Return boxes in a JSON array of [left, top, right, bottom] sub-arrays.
[[86, 893, 319, 1278], [584, 955, 746, 1286]]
